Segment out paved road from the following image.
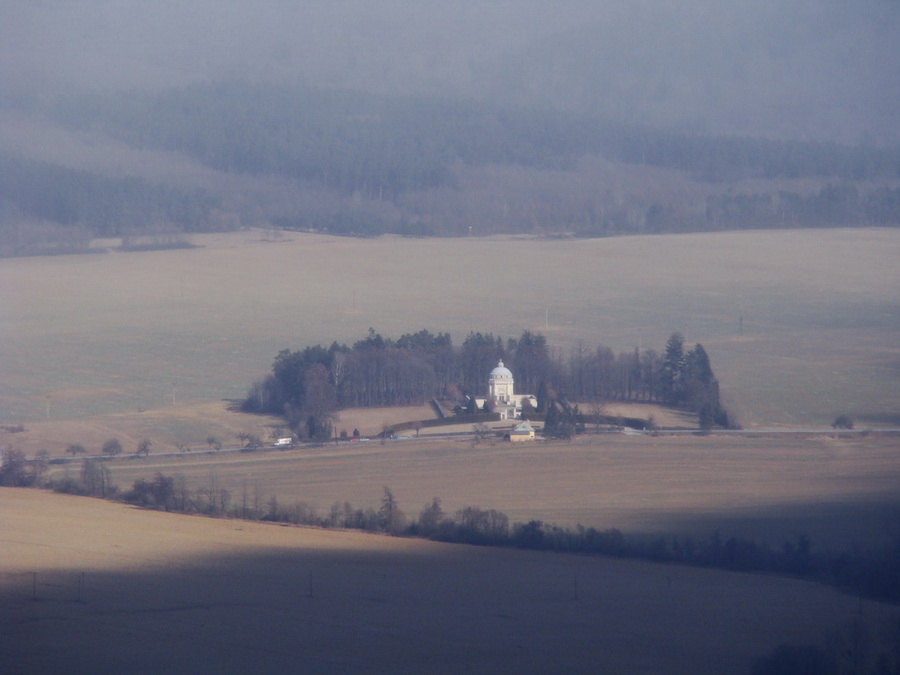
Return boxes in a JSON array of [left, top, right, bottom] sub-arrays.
[[38, 426, 899, 465]]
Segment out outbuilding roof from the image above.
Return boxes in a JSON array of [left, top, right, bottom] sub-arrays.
[[511, 420, 535, 434]]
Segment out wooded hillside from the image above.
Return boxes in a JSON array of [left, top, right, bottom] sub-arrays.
[[2, 81, 899, 255]]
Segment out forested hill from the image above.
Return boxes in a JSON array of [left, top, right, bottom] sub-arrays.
[[2, 80, 900, 255]]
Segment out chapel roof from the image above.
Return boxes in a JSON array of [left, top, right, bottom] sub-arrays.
[[490, 360, 513, 378]]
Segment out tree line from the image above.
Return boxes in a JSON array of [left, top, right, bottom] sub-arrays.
[[241, 328, 729, 439], [5, 452, 896, 608], [54, 82, 900, 198], [0, 152, 221, 256]]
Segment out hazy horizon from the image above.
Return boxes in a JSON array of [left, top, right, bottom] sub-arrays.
[[3, 0, 899, 145]]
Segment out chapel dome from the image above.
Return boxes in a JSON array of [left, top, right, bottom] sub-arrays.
[[490, 360, 513, 378]]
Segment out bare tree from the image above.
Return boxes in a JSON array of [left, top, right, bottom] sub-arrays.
[[32, 450, 50, 484], [0, 448, 30, 486], [101, 438, 122, 456], [174, 475, 193, 512], [832, 415, 854, 430], [588, 399, 606, 434], [417, 497, 444, 537], [66, 443, 87, 457], [378, 486, 405, 534], [199, 473, 230, 515], [135, 438, 152, 457], [473, 422, 490, 441], [82, 459, 112, 497]]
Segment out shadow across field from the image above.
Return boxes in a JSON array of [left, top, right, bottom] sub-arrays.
[[88, 433, 900, 557], [3, 536, 896, 675], [642, 494, 900, 553]]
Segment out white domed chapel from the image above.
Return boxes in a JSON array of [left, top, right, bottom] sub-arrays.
[[489, 360, 514, 403], [480, 360, 537, 420]]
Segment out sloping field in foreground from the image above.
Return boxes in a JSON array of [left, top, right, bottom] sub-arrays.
[[1, 490, 896, 674]]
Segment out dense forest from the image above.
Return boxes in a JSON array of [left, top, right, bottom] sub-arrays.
[[52, 82, 900, 193], [242, 328, 729, 440], [2, 81, 899, 255], [0, 153, 219, 256]]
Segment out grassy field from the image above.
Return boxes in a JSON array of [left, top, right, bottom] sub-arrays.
[[0, 399, 694, 460], [3, 489, 898, 675], [44, 431, 900, 552], [2, 228, 898, 428]]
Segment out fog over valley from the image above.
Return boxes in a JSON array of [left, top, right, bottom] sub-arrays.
[[1, 1, 899, 251], [4, 1, 899, 143]]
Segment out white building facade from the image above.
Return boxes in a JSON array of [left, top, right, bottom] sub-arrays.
[[476, 360, 537, 420]]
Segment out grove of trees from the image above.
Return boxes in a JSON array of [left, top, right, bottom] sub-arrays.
[[242, 328, 729, 438]]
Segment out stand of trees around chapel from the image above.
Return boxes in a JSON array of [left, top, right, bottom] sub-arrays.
[[242, 329, 729, 440]]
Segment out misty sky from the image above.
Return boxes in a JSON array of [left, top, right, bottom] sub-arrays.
[[2, 1, 899, 143]]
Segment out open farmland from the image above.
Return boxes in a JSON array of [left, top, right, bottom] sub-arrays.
[[45, 432, 900, 552], [4, 228, 900, 673], [1, 228, 899, 428], [0, 399, 695, 460], [3, 489, 898, 675]]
